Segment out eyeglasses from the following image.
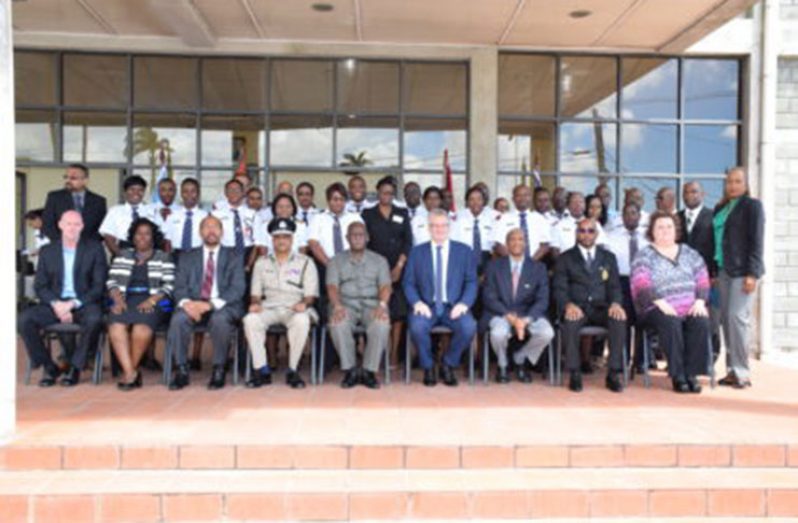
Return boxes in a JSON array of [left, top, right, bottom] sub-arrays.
[[577, 228, 597, 234]]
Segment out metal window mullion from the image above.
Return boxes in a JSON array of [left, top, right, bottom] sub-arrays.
[[554, 54, 561, 186], [398, 60, 405, 189], [196, 57, 203, 174], [332, 59, 338, 171]]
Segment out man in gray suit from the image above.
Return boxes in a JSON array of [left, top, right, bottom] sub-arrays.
[[167, 215, 246, 391]]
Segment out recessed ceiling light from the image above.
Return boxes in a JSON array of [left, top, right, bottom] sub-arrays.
[[569, 10, 592, 19], [312, 3, 334, 12]]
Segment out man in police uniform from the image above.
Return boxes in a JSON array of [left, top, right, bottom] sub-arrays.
[[243, 218, 319, 389], [327, 222, 392, 389]]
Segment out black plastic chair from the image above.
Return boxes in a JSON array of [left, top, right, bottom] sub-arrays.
[[481, 331, 556, 385], [243, 324, 319, 386], [633, 325, 716, 389], [555, 325, 629, 387], [162, 324, 240, 387], [23, 323, 106, 386], [404, 325, 476, 385]]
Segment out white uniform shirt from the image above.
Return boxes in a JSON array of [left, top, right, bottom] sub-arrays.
[[452, 208, 496, 253], [609, 209, 649, 234], [308, 211, 364, 258], [492, 209, 551, 257], [212, 204, 256, 248], [164, 206, 209, 250], [344, 199, 377, 214], [405, 205, 427, 222], [411, 212, 431, 246], [152, 201, 184, 229], [605, 226, 649, 276], [296, 206, 321, 227], [99, 202, 157, 241]]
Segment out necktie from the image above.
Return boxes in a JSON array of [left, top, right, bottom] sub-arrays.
[[511, 263, 520, 300], [629, 232, 638, 262], [232, 209, 244, 254], [519, 212, 530, 249], [586, 250, 594, 270], [686, 212, 693, 235], [434, 245, 444, 316], [181, 210, 193, 251], [409, 207, 415, 219], [131, 205, 139, 222], [73, 194, 84, 213], [200, 251, 215, 300], [302, 210, 308, 224], [472, 217, 481, 257], [333, 215, 344, 254]]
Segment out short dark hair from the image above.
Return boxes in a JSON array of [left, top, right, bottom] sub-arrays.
[[465, 185, 486, 205], [296, 181, 315, 195], [180, 177, 200, 191], [534, 186, 550, 197], [158, 177, 176, 187], [123, 175, 147, 191], [271, 193, 298, 217], [423, 186, 443, 201], [376, 175, 397, 191], [68, 163, 89, 177], [246, 186, 263, 197], [24, 208, 44, 220], [225, 179, 245, 192], [646, 210, 681, 242], [326, 182, 348, 201], [127, 217, 165, 251]]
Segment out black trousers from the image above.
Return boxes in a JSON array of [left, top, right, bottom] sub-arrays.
[[641, 309, 709, 379], [561, 307, 626, 373], [17, 303, 103, 369], [167, 307, 241, 368]]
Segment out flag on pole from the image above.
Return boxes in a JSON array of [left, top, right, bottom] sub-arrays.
[[152, 139, 170, 204], [235, 139, 247, 176], [532, 148, 542, 188], [443, 148, 456, 213]]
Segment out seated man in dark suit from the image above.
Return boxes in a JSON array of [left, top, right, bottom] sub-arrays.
[[482, 228, 554, 383], [553, 217, 627, 393], [166, 215, 246, 391], [41, 163, 107, 243], [17, 210, 107, 386], [402, 209, 478, 387]]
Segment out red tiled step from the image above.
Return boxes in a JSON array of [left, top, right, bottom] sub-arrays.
[[2, 443, 796, 471], [1, 468, 798, 521]]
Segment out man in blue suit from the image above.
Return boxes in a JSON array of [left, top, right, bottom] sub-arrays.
[[482, 228, 554, 383], [403, 209, 478, 386]]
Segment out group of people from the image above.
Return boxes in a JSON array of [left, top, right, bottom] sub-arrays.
[[18, 162, 764, 394]]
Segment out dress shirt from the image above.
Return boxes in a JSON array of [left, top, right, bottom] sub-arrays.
[[431, 240, 450, 304], [308, 211, 364, 258], [212, 204, 255, 249], [684, 205, 703, 235], [492, 209, 551, 257], [61, 246, 78, 305], [452, 208, 495, 252], [606, 227, 648, 276], [99, 202, 157, 241], [165, 206, 208, 250]]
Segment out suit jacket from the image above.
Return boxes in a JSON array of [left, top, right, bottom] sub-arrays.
[[173, 246, 246, 315], [402, 240, 478, 309], [42, 188, 107, 242], [34, 240, 108, 306], [678, 207, 714, 275], [552, 245, 623, 315], [714, 195, 765, 278], [481, 256, 549, 330]]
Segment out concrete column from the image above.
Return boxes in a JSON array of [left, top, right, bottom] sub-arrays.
[[0, 0, 16, 442], [468, 47, 498, 198]]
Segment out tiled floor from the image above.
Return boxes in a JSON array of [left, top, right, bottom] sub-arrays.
[[11, 343, 798, 447]]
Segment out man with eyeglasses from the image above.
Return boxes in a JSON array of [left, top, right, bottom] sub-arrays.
[[296, 182, 321, 226], [553, 217, 627, 393], [42, 163, 107, 243]]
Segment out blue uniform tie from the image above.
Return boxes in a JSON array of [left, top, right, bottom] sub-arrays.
[[434, 245, 444, 316], [472, 217, 481, 259], [233, 209, 244, 255], [181, 210, 193, 250], [519, 211, 530, 248]]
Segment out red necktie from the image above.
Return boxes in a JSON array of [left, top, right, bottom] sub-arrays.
[[200, 251, 215, 300]]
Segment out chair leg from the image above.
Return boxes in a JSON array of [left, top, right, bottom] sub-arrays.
[[405, 335, 411, 385], [384, 341, 390, 385], [162, 340, 172, 386], [642, 332, 651, 389], [92, 333, 104, 385], [311, 327, 318, 386], [482, 332, 490, 385], [317, 327, 325, 385], [707, 333, 716, 389], [232, 330, 239, 386], [556, 332, 563, 386], [24, 353, 32, 386], [621, 333, 629, 387], [468, 337, 475, 385], [547, 339, 555, 386]]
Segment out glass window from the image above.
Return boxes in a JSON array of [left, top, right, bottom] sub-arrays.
[[496, 175, 557, 204], [684, 125, 738, 174], [559, 175, 611, 201], [63, 112, 128, 163], [684, 59, 739, 120], [559, 122, 617, 173], [621, 58, 677, 120], [337, 60, 399, 114], [498, 54, 556, 117], [560, 56, 617, 119], [620, 124, 677, 173], [497, 121, 555, 173], [15, 51, 57, 106], [202, 58, 266, 111], [132, 113, 197, 166], [199, 169, 238, 207], [269, 114, 333, 167], [404, 118, 467, 171], [336, 116, 400, 169], [619, 177, 678, 213], [134, 56, 198, 109], [403, 172, 467, 209], [403, 62, 467, 116], [64, 54, 128, 108], [200, 115, 265, 167], [15, 110, 57, 162], [270, 59, 334, 112]]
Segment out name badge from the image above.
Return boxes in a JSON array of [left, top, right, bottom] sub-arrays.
[[601, 267, 609, 281], [392, 215, 404, 224]]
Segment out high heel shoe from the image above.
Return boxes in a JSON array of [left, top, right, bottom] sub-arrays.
[[117, 371, 141, 392], [134, 371, 142, 388]]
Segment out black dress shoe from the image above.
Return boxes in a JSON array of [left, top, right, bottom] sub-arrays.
[[117, 371, 142, 392], [605, 371, 624, 393], [286, 370, 306, 389], [672, 378, 689, 393], [141, 357, 162, 372], [341, 369, 360, 389], [568, 371, 583, 392], [207, 366, 226, 390], [169, 365, 190, 390], [38, 365, 61, 388], [686, 376, 702, 393], [733, 378, 752, 389], [362, 370, 380, 389], [718, 373, 737, 386], [495, 367, 510, 384], [423, 369, 437, 387], [439, 365, 458, 387], [60, 366, 80, 387], [245, 373, 267, 388], [516, 366, 533, 384], [189, 358, 202, 372]]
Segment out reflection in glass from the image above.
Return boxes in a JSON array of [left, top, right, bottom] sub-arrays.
[[16, 110, 57, 162], [337, 60, 399, 114], [270, 115, 333, 167], [497, 121, 555, 173], [202, 58, 266, 111], [199, 170, 239, 207], [684, 59, 739, 120], [134, 56, 198, 109], [64, 54, 128, 108], [559, 123, 617, 174], [619, 177, 677, 213], [15, 52, 57, 106], [403, 63, 467, 116], [684, 125, 738, 174], [620, 124, 677, 173], [403, 172, 467, 209], [560, 56, 617, 119], [337, 116, 399, 169], [559, 175, 613, 202], [201, 115, 265, 167], [271, 59, 334, 112], [132, 113, 196, 166], [498, 54, 556, 117], [63, 112, 128, 163], [404, 118, 466, 170], [621, 58, 677, 120]]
